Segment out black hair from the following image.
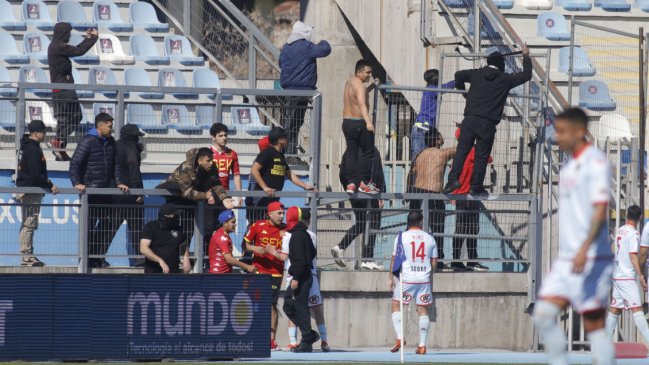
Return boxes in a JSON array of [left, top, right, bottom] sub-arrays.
[[196, 147, 213, 161], [301, 209, 311, 223], [355, 59, 372, 74], [423, 69, 439, 86], [627, 205, 642, 222], [557, 107, 589, 127], [209, 123, 228, 137], [407, 210, 424, 227], [425, 128, 442, 148], [94, 112, 114, 127]]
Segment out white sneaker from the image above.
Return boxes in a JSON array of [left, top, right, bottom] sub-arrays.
[[360, 262, 384, 270], [330, 246, 346, 267]]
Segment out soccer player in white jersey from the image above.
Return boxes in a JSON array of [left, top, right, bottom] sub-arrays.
[[271, 210, 330, 352], [388, 210, 437, 355], [533, 108, 614, 365], [606, 205, 649, 343]]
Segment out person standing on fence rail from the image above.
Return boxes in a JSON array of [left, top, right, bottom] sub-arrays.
[[407, 128, 454, 272], [533, 108, 615, 365], [47, 22, 98, 161], [443, 48, 532, 196], [279, 20, 331, 165], [140, 203, 190, 274], [411, 70, 455, 159], [342, 59, 380, 194], [69, 112, 128, 269], [16, 120, 59, 267]]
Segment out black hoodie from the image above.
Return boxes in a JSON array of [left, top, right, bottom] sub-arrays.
[[287, 222, 316, 282], [16, 135, 53, 189], [47, 22, 98, 85], [454, 55, 532, 123], [116, 128, 143, 189]]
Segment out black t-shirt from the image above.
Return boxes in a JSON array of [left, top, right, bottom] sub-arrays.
[[141, 220, 186, 274], [253, 147, 289, 191]]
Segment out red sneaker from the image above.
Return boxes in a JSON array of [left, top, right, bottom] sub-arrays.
[[271, 339, 279, 351], [416, 346, 426, 355], [286, 343, 299, 351], [345, 183, 356, 193], [358, 181, 379, 194], [390, 339, 402, 353], [47, 139, 71, 161]]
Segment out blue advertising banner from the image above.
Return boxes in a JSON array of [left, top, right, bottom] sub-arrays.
[[0, 274, 271, 361]]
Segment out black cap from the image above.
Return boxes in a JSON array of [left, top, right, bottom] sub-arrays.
[[158, 203, 180, 217], [487, 51, 505, 72], [27, 120, 46, 133], [268, 127, 287, 144], [120, 124, 145, 138]]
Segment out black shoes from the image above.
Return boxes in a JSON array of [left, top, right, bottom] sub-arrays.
[[291, 331, 320, 353], [469, 188, 489, 197], [443, 180, 461, 194], [467, 263, 489, 271], [450, 262, 467, 271]]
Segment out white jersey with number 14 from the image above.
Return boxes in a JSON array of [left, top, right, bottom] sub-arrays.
[[393, 229, 437, 284]]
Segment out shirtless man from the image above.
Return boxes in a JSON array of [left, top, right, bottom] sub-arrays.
[[342, 59, 380, 194]]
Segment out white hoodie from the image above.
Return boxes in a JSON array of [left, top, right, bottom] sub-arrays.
[[286, 21, 312, 44]]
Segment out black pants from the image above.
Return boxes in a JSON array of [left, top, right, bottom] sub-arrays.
[[447, 116, 497, 191], [338, 199, 380, 259], [284, 275, 314, 338], [52, 89, 83, 143], [111, 195, 144, 266], [282, 96, 309, 155], [88, 195, 124, 264], [342, 119, 374, 186], [452, 200, 480, 263], [409, 193, 446, 259]]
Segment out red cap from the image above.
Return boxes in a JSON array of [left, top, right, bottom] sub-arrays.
[[285, 206, 302, 231], [267, 201, 284, 214], [258, 136, 270, 151]]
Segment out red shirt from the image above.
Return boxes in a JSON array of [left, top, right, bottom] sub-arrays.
[[209, 227, 234, 273], [210, 146, 240, 190], [453, 148, 493, 194], [244, 220, 285, 276]]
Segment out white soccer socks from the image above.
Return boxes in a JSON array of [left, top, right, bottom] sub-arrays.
[[533, 301, 569, 365], [606, 312, 620, 339], [588, 328, 615, 365], [317, 323, 328, 342], [419, 315, 430, 347], [288, 326, 298, 345], [391, 311, 403, 339], [632, 311, 649, 344]]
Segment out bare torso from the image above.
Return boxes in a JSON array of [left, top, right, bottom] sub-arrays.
[[342, 76, 369, 120]]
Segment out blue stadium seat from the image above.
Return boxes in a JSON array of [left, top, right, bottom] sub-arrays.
[[230, 106, 270, 135], [57, 0, 97, 30], [595, 0, 631, 10], [0, 66, 16, 97], [0, 33, 29, 64], [162, 105, 201, 135], [556, 0, 593, 10], [129, 2, 169, 32], [0, 100, 16, 131], [23, 31, 50, 64], [96, 34, 135, 65], [0, 0, 26, 30], [192, 68, 232, 100], [19, 65, 51, 97], [558, 47, 596, 77], [69, 33, 100, 64], [128, 103, 166, 134], [71, 67, 94, 98], [518, 0, 553, 10], [164, 35, 204, 66], [26, 100, 56, 129], [22, 0, 54, 30], [196, 105, 215, 129], [537, 12, 570, 41], [129, 34, 169, 65], [93, 102, 116, 119], [88, 66, 118, 98], [157, 68, 198, 99], [124, 67, 163, 99], [493, 0, 515, 8], [579, 80, 616, 111], [636, 0, 649, 11], [93, 0, 133, 32]]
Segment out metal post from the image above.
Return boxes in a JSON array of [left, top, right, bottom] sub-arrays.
[[638, 28, 646, 225], [15, 87, 26, 178], [215, 90, 224, 124], [472, 0, 481, 53], [422, 197, 430, 233], [436, 54, 445, 131], [529, 196, 542, 351], [114, 89, 125, 137], [182, 0, 191, 34], [193, 202, 204, 274], [567, 16, 575, 106], [616, 139, 622, 231], [309, 94, 323, 237], [248, 36, 257, 89], [78, 193, 89, 273]]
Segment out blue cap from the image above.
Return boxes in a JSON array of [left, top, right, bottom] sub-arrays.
[[218, 209, 236, 224]]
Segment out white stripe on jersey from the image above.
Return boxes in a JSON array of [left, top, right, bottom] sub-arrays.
[[613, 224, 640, 280], [393, 228, 437, 284]]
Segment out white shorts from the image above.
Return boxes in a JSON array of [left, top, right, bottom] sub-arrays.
[[538, 258, 613, 313], [392, 282, 433, 306], [610, 279, 642, 310], [286, 275, 322, 308]]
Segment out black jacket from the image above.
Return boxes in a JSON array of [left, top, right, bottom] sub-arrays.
[[116, 135, 143, 189], [454, 55, 532, 123], [16, 135, 53, 189], [287, 222, 316, 282], [69, 128, 120, 188], [47, 22, 98, 85]]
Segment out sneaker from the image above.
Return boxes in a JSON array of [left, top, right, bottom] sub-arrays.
[[436, 262, 453, 272], [331, 246, 346, 268], [286, 343, 299, 351], [442, 180, 461, 194], [416, 346, 427, 355], [360, 262, 385, 270], [450, 262, 467, 271], [47, 139, 71, 162], [469, 188, 489, 197], [21, 257, 45, 267], [271, 339, 279, 351], [345, 183, 356, 194], [390, 339, 403, 353], [358, 181, 379, 194], [290, 341, 313, 353], [321, 341, 331, 352], [467, 263, 489, 272]]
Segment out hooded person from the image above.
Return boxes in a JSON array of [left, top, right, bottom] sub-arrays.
[[442, 48, 532, 196], [279, 21, 331, 159], [140, 204, 190, 274], [47, 22, 98, 161], [283, 206, 319, 352]]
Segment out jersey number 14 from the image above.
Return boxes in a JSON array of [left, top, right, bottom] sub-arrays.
[[410, 241, 426, 262]]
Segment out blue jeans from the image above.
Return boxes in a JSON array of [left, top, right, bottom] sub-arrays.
[[410, 125, 429, 159]]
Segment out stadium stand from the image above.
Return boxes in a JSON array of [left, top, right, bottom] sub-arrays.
[[518, 0, 553, 10], [71, 67, 94, 98], [162, 104, 202, 135], [69, 33, 100, 64], [231, 106, 271, 134], [0, 33, 30, 64], [19, 65, 50, 97], [124, 67, 164, 99], [588, 114, 633, 141], [93, 0, 134, 32], [22, 0, 54, 30], [88, 66, 119, 98], [196, 105, 216, 129], [0, 66, 16, 97], [129, 34, 170, 65], [579, 80, 617, 111], [23, 31, 50, 64], [0, 99, 16, 131], [96, 33, 135, 64], [595, 0, 632, 10], [157, 67, 198, 99], [25, 100, 55, 128], [92, 102, 116, 119], [192, 68, 231, 100], [128, 103, 167, 134], [493, 0, 516, 9], [57, 0, 97, 30], [558, 46, 596, 76], [0, 0, 26, 30], [129, 1, 169, 32], [164, 35, 205, 66], [536, 12, 570, 41], [555, 0, 594, 10]]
